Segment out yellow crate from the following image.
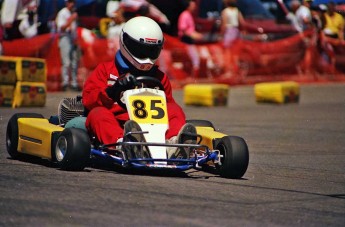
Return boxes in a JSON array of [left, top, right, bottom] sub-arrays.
[[0, 56, 46, 83], [254, 81, 300, 104], [184, 84, 229, 106], [12, 81, 46, 108], [0, 57, 17, 84], [0, 85, 15, 107]]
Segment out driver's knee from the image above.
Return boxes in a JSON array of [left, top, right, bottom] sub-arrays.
[[86, 107, 123, 144]]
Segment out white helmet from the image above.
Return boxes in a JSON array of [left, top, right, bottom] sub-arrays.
[[120, 16, 164, 71]]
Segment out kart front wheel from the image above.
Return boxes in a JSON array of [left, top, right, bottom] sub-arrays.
[[54, 128, 90, 171], [6, 113, 44, 159], [216, 136, 249, 179]]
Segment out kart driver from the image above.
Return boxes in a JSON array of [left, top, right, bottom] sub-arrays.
[[82, 16, 196, 159]]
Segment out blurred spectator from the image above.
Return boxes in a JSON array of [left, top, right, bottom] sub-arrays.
[[56, 0, 80, 91], [18, 2, 39, 38], [221, 0, 243, 48], [287, 0, 312, 33], [220, 0, 244, 76], [177, 0, 215, 78], [320, 2, 345, 73], [107, 7, 126, 55], [177, 0, 202, 77], [120, 0, 170, 25], [107, 7, 126, 40], [0, 0, 42, 40], [310, 4, 327, 31], [322, 2, 344, 40], [177, 0, 203, 44], [106, 0, 120, 18]]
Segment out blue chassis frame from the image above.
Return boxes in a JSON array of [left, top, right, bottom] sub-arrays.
[[90, 142, 220, 171]]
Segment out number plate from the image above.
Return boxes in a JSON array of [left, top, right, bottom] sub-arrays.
[[128, 95, 168, 124]]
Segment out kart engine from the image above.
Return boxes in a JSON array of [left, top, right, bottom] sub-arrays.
[[58, 96, 85, 125]]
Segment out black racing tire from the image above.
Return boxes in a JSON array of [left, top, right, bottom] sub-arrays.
[[54, 128, 91, 171], [216, 136, 249, 179], [186, 119, 215, 130], [6, 113, 44, 159]]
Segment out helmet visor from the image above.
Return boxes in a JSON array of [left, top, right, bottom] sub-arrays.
[[123, 32, 163, 60]]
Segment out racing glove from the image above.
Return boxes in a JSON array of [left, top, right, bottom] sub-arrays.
[[106, 74, 137, 102]]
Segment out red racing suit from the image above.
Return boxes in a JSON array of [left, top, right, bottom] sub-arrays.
[[82, 60, 186, 144]]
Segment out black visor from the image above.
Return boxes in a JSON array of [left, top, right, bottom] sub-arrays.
[[123, 32, 163, 60]]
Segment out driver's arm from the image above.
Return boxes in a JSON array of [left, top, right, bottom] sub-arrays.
[[82, 63, 115, 110]]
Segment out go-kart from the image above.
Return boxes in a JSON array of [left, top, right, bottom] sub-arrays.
[[6, 76, 249, 179]]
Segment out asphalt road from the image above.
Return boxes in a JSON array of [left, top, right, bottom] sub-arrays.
[[1, 83, 344, 226]]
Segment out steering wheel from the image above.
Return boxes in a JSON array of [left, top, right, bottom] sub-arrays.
[[117, 76, 165, 109], [135, 76, 165, 91]]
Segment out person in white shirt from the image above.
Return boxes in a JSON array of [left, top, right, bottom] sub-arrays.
[[288, 0, 312, 33], [56, 0, 80, 91], [18, 3, 39, 39], [220, 0, 244, 77]]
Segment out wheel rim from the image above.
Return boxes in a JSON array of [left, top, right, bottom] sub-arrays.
[[6, 137, 11, 149], [56, 136, 68, 161], [218, 143, 226, 166], [6, 128, 12, 150]]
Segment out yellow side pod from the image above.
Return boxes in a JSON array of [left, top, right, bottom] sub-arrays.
[[18, 118, 63, 159]]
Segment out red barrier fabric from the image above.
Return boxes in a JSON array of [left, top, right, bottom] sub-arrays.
[[2, 29, 345, 91]]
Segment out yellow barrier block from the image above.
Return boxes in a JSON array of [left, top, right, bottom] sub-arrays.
[[0, 56, 46, 83], [184, 84, 229, 106], [0, 85, 15, 107], [0, 57, 17, 84], [12, 81, 46, 108], [254, 81, 300, 104]]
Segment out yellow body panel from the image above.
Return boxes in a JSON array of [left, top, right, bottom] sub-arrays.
[[184, 84, 229, 106], [196, 127, 226, 149], [0, 56, 46, 83], [0, 85, 15, 107], [254, 81, 300, 104], [12, 81, 46, 108], [18, 118, 63, 159]]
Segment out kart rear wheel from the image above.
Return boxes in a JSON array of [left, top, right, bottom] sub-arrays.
[[216, 136, 249, 179], [54, 128, 90, 171], [186, 119, 215, 130], [6, 113, 44, 159]]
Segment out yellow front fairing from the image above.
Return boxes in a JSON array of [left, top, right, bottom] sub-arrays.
[[18, 118, 63, 159], [195, 126, 227, 149]]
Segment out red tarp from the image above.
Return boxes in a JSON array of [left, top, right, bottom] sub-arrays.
[[3, 29, 345, 91]]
